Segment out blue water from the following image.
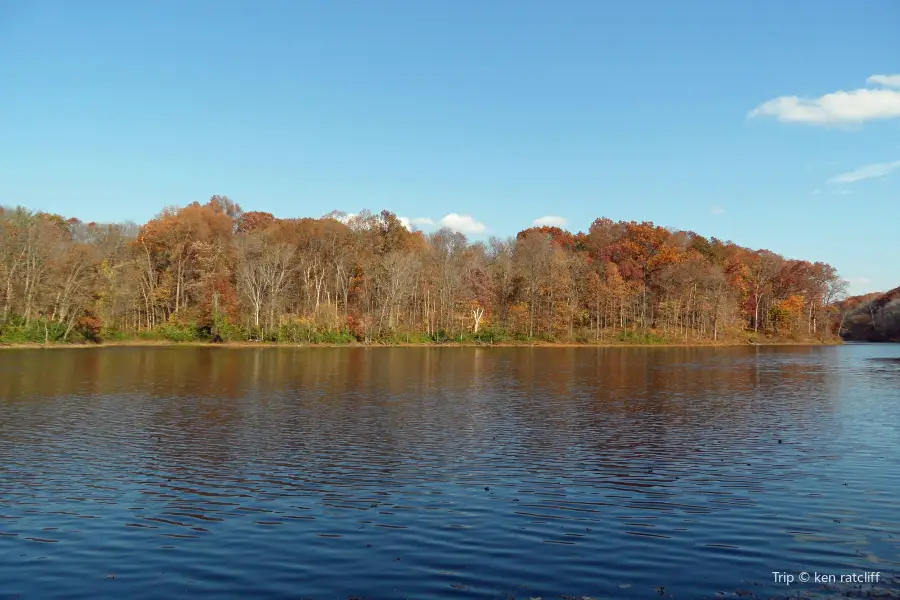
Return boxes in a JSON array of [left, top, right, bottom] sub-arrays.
[[1, 344, 898, 599]]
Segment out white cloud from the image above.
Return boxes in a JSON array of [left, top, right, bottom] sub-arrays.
[[532, 215, 568, 227], [748, 75, 900, 126], [867, 74, 900, 88], [439, 213, 487, 234], [329, 212, 356, 224], [828, 160, 900, 184], [857, 277, 872, 285], [711, 206, 726, 215], [326, 212, 436, 231], [398, 216, 437, 231]]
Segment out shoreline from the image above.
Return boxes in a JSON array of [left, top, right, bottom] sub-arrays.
[[0, 339, 843, 350]]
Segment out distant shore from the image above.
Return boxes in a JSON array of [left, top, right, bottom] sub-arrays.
[[0, 338, 843, 350]]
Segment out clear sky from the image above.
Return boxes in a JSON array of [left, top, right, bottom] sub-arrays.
[[1, 0, 897, 295]]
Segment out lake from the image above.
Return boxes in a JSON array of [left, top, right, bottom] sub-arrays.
[[1, 345, 899, 599]]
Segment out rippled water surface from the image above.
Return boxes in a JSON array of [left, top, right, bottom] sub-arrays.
[[1, 345, 899, 599]]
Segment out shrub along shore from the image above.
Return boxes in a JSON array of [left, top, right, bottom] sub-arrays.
[[0, 319, 840, 349]]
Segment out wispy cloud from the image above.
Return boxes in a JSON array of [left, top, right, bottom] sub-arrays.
[[533, 215, 567, 227], [828, 160, 900, 184], [711, 206, 726, 216], [439, 213, 487, 234], [748, 74, 900, 126], [867, 74, 900, 88]]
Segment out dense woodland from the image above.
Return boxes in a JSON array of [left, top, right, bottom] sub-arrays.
[[0, 196, 850, 345], [837, 287, 900, 342]]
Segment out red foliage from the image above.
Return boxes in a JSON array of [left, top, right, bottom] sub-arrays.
[[77, 315, 104, 343], [236, 211, 276, 234], [345, 313, 366, 341], [516, 226, 577, 251]]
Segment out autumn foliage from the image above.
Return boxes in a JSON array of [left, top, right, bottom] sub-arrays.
[[0, 198, 850, 344], [835, 287, 900, 342]]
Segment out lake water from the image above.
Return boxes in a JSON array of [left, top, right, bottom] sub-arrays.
[[1, 345, 899, 599]]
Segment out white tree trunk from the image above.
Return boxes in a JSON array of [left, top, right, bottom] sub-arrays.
[[472, 307, 484, 333]]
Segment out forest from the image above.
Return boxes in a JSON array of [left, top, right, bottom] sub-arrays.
[[837, 286, 900, 342], [0, 196, 850, 346]]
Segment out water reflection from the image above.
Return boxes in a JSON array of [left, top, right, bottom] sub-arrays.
[[1, 345, 899, 599]]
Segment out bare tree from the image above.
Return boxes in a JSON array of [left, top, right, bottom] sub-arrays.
[[234, 230, 295, 331], [377, 251, 418, 331], [515, 231, 552, 338]]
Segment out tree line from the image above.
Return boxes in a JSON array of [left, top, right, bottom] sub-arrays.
[[0, 196, 849, 344], [837, 286, 900, 342]]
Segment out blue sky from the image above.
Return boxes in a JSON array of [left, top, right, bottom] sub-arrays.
[[1, 0, 898, 295]]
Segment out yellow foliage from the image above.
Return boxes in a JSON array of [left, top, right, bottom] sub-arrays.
[[778, 294, 805, 317]]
